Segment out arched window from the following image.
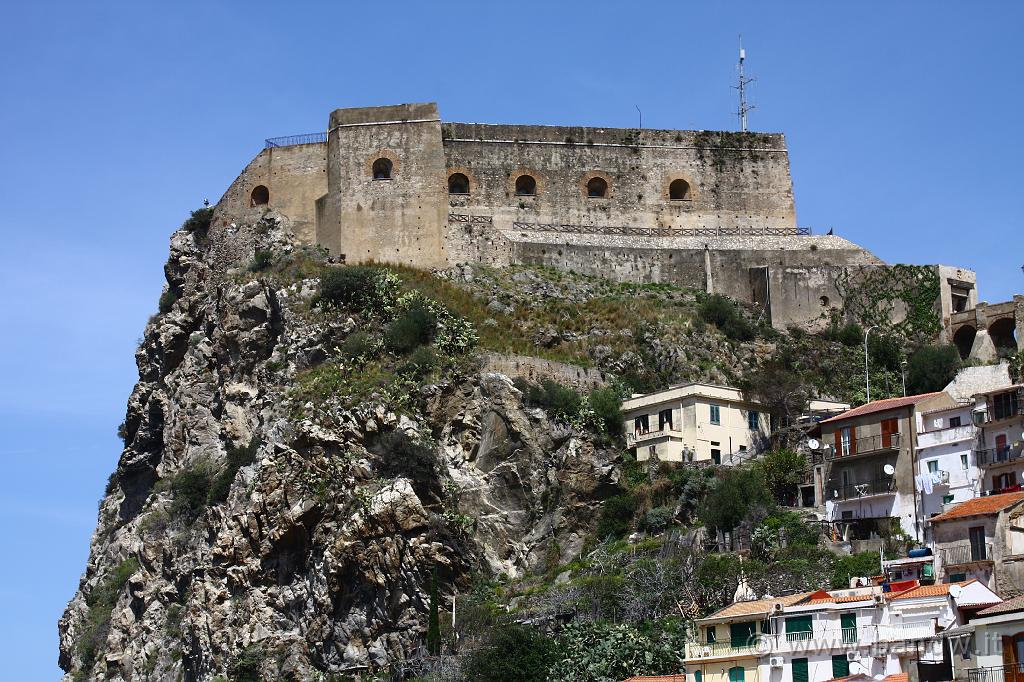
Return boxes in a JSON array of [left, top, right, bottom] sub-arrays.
[[448, 173, 470, 195], [515, 174, 536, 196], [587, 176, 608, 198], [669, 179, 691, 201], [250, 185, 270, 206], [372, 158, 393, 180]]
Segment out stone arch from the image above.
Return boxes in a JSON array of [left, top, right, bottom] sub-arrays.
[[669, 178, 692, 201], [581, 172, 613, 199], [372, 157, 393, 180], [989, 317, 1018, 356], [448, 172, 470, 195], [514, 174, 537, 196], [953, 325, 977, 360], [250, 185, 269, 206]]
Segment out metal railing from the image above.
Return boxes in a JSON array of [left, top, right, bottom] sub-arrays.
[[511, 222, 811, 238], [264, 132, 328, 148], [977, 444, 1024, 467], [968, 664, 1024, 682], [686, 623, 937, 660], [626, 428, 684, 445], [684, 640, 757, 659], [833, 433, 901, 457], [939, 540, 993, 566], [834, 478, 896, 500]]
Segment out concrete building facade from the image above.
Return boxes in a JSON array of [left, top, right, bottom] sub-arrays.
[[916, 403, 981, 526], [213, 102, 979, 331]]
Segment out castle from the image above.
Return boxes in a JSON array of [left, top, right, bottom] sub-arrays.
[[214, 102, 1019, 350]]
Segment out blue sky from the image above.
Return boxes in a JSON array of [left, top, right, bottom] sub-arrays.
[[1, 1, 1022, 677]]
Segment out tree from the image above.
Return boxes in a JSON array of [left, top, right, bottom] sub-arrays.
[[744, 364, 811, 442], [756, 449, 807, 506], [461, 623, 558, 682], [427, 566, 440, 655], [906, 344, 961, 394], [700, 467, 774, 533]]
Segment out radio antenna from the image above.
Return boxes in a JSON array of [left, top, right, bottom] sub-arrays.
[[735, 35, 755, 132]]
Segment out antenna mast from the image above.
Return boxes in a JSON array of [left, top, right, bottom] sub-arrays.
[[735, 35, 755, 132]]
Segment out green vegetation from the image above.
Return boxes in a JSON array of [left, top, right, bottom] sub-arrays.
[[547, 620, 685, 682], [229, 645, 265, 682], [158, 287, 178, 314], [907, 344, 961, 394], [169, 462, 215, 522], [384, 300, 436, 353], [373, 430, 439, 501], [700, 466, 773, 533], [755, 449, 807, 505], [698, 293, 755, 341], [427, 567, 441, 656], [831, 551, 883, 589], [78, 557, 140, 672], [317, 265, 385, 310], [516, 378, 583, 420], [250, 250, 273, 272], [596, 493, 637, 540], [460, 623, 561, 682], [207, 438, 259, 505]]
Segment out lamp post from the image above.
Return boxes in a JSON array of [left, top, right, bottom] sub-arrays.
[[864, 325, 879, 403], [901, 359, 908, 397]]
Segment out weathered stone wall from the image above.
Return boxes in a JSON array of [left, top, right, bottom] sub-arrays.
[[217, 142, 327, 244], [480, 352, 609, 391], [317, 103, 449, 268]]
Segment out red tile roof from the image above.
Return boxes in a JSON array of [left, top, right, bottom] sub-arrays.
[[888, 580, 976, 600], [977, 594, 1024, 617], [883, 674, 909, 682], [929, 492, 1024, 523], [820, 392, 945, 424]]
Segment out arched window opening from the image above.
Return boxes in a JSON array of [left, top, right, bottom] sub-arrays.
[[670, 179, 691, 201], [448, 173, 470, 195], [587, 176, 608, 198], [820, 296, 830, 307], [250, 185, 270, 206], [515, 174, 536, 196], [953, 325, 977, 360], [989, 318, 1017, 357], [372, 158, 393, 180]]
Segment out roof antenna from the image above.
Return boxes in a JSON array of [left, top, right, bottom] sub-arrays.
[[735, 35, 755, 132]]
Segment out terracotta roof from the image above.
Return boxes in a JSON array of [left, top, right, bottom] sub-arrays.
[[888, 580, 976, 601], [929, 492, 1024, 523], [977, 594, 1024, 617], [883, 673, 909, 682], [820, 393, 945, 424], [705, 592, 811, 620]]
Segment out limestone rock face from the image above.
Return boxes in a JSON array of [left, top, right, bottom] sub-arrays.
[[58, 211, 617, 681]]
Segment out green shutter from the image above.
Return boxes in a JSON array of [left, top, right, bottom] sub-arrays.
[[731, 622, 756, 648], [694, 671, 703, 682], [729, 666, 745, 682], [785, 615, 813, 641], [792, 658, 809, 682], [840, 613, 857, 644], [832, 654, 850, 678]]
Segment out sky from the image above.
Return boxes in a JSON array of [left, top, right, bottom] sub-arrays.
[[1, 1, 1022, 678]]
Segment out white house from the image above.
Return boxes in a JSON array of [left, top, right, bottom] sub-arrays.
[[916, 403, 981, 529]]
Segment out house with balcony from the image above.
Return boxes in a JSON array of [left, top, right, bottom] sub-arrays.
[[816, 392, 955, 543], [917, 403, 982, 529], [943, 594, 1024, 682], [622, 383, 848, 466], [685, 581, 999, 682], [929, 491, 1024, 593], [972, 386, 1024, 496]]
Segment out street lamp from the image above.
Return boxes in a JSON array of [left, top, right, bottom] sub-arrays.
[[864, 325, 879, 403], [900, 359, 908, 397]]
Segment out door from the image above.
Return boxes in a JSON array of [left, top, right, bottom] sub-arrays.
[[997, 434, 1009, 460], [729, 667, 745, 682], [841, 612, 857, 644], [832, 654, 850, 678], [969, 526, 987, 561], [731, 622, 756, 649], [792, 658, 809, 682], [785, 615, 813, 642], [882, 418, 899, 448]]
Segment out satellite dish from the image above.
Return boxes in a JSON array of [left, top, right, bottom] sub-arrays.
[[949, 584, 963, 599], [808, 438, 821, 450], [883, 464, 896, 476]]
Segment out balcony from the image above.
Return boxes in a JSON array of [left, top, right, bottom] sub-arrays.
[[939, 540, 993, 567], [833, 478, 896, 501], [684, 640, 757, 661], [977, 444, 1024, 467], [626, 427, 683, 446], [968, 665, 1024, 682], [833, 433, 901, 459], [918, 425, 976, 448]]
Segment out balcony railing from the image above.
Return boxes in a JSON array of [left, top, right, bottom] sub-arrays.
[[968, 664, 1024, 682], [685, 623, 937, 660], [264, 132, 328, 148], [834, 433, 901, 458], [684, 640, 757, 660], [626, 427, 683, 445], [977, 444, 1024, 467], [834, 478, 896, 501], [918, 425, 976, 448], [939, 540, 993, 566]]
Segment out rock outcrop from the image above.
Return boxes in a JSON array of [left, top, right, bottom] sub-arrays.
[[59, 210, 618, 680]]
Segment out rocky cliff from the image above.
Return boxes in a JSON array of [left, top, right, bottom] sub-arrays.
[[58, 210, 620, 681]]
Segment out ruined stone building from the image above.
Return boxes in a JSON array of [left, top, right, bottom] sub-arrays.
[[214, 101, 1016, 340]]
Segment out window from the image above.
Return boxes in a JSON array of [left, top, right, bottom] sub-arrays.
[[969, 526, 987, 561], [447, 172, 469, 194], [586, 176, 608, 198], [792, 658, 809, 682], [250, 185, 269, 206], [748, 411, 760, 430], [881, 418, 899, 448], [711, 449, 721, 465], [993, 392, 1020, 421], [994, 471, 1016, 492], [514, 174, 536, 196], [950, 416, 962, 428], [950, 572, 967, 582], [729, 667, 745, 682], [669, 178, 691, 200], [659, 408, 673, 431], [710, 405, 721, 425], [841, 613, 857, 644], [831, 654, 850, 678], [730, 622, 755, 648], [838, 426, 855, 456], [943, 494, 955, 504], [694, 672, 703, 682], [633, 415, 649, 435], [961, 454, 969, 470], [706, 627, 717, 644], [927, 460, 939, 473], [785, 615, 812, 642], [372, 158, 393, 180]]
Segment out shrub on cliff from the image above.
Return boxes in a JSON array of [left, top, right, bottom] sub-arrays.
[[515, 378, 583, 420], [318, 266, 380, 310], [79, 557, 140, 672], [374, 430, 439, 501], [596, 493, 636, 539], [755, 449, 807, 506], [907, 344, 961, 394], [384, 300, 437, 353], [462, 623, 559, 682], [208, 439, 259, 505], [588, 386, 624, 441], [169, 463, 214, 521], [700, 466, 773, 533], [181, 206, 213, 237], [698, 294, 754, 341]]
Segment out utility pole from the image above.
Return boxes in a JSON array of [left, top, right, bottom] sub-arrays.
[[636, 104, 642, 130], [735, 36, 755, 132], [864, 325, 879, 402]]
